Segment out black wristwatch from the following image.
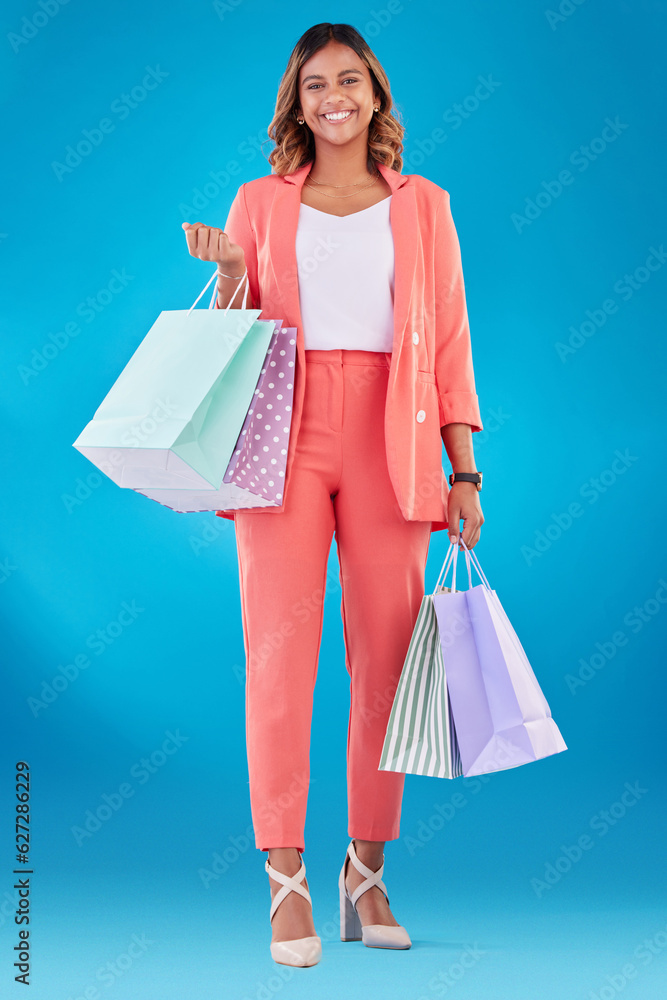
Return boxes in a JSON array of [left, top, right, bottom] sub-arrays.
[[448, 471, 483, 492]]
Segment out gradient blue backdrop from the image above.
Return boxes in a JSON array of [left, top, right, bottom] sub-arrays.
[[2, 1, 666, 998]]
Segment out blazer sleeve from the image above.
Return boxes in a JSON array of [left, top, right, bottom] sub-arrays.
[[214, 182, 260, 310], [433, 190, 483, 432]]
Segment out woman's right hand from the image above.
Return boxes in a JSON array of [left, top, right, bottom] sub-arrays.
[[181, 222, 245, 274]]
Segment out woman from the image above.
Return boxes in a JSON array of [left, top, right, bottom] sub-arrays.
[[183, 22, 484, 968]]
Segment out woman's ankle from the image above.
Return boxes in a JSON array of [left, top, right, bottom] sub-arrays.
[[267, 847, 303, 874], [352, 838, 385, 869]]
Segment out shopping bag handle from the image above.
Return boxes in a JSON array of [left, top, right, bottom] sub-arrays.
[[432, 537, 492, 594], [433, 539, 471, 594], [186, 268, 249, 317], [461, 539, 492, 591]]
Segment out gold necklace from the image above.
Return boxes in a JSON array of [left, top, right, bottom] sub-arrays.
[[307, 174, 374, 188], [304, 175, 379, 199]]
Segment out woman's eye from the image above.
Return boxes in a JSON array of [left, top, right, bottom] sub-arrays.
[[307, 78, 359, 89]]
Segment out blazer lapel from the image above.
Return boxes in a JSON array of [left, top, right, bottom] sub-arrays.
[[267, 159, 416, 357]]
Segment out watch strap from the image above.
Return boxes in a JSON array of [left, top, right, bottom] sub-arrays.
[[448, 472, 482, 491]]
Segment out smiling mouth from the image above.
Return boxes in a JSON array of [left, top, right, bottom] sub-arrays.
[[321, 110, 355, 122]]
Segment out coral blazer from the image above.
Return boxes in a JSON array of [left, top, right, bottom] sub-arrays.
[[213, 159, 483, 533]]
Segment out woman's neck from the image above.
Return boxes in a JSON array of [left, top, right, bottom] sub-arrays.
[[308, 145, 375, 186]]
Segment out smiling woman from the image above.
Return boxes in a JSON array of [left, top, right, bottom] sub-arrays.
[[181, 20, 485, 971], [267, 25, 402, 191], [291, 42, 397, 215]]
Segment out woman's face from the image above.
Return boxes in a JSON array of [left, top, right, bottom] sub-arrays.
[[296, 40, 379, 150]]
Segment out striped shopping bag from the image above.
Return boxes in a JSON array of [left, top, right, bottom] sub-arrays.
[[378, 543, 463, 779]]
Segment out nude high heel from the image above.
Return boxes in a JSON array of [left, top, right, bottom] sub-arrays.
[[338, 839, 411, 949], [265, 852, 322, 967]]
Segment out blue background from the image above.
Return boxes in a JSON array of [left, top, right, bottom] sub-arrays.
[[1, 0, 666, 997]]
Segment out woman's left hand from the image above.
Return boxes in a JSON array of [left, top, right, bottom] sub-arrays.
[[447, 482, 484, 550]]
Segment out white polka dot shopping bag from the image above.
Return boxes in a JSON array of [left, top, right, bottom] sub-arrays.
[[73, 270, 296, 512]]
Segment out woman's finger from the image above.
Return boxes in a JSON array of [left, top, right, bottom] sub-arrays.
[[447, 503, 461, 545], [462, 513, 484, 550], [183, 222, 204, 257]]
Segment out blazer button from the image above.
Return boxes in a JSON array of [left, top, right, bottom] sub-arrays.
[[412, 331, 420, 344], [416, 409, 426, 422]]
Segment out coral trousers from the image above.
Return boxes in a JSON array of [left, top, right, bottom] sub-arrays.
[[234, 349, 432, 852]]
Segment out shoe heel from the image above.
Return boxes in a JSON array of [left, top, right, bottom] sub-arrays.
[[339, 864, 362, 941]]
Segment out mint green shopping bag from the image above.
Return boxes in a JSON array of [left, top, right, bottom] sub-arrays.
[[73, 270, 277, 492]]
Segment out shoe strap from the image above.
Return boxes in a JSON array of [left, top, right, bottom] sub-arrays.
[[265, 857, 312, 923], [346, 840, 389, 908]]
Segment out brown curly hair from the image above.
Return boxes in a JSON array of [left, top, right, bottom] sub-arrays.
[[267, 22, 405, 176]]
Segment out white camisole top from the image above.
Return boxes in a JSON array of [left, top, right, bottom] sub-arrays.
[[295, 195, 395, 352]]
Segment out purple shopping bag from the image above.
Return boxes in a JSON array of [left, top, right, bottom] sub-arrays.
[[221, 320, 297, 504], [432, 540, 567, 776]]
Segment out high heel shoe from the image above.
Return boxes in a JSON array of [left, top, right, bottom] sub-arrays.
[[338, 839, 411, 949], [265, 852, 322, 967]]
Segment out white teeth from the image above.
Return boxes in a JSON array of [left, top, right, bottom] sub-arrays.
[[323, 110, 352, 121]]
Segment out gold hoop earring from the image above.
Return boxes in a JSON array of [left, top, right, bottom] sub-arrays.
[[297, 116, 305, 124]]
